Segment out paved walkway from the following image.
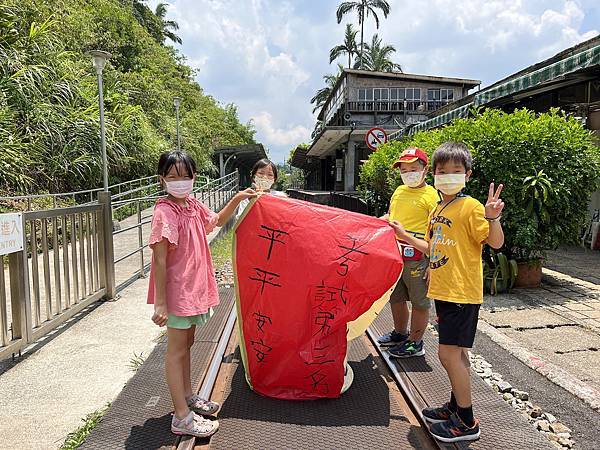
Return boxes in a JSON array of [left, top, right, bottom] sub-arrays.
[[479, 247, 600, 396], [0, 225, 223, 450]]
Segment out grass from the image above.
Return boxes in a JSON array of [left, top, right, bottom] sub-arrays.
[[61, 403, 110, 449], [210, 227, 234, 273], [128, 352, 146, 372]]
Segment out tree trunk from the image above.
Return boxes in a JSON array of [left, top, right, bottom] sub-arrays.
[[359, 18, 364, 69]]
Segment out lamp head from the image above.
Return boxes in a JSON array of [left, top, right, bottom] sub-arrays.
[[89, 50, 112, 74], [173, 97, 183, 108]]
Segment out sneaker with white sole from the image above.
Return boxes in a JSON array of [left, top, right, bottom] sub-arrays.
[[171, 410, 219, 438], [388, 340, 425, 358], [187, 394, 220, 415]]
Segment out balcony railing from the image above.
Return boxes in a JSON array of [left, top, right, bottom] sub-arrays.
[[346, 100, 453, 113]]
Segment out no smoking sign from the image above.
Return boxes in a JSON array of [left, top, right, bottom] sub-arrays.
[[365, 127, 388, 151]]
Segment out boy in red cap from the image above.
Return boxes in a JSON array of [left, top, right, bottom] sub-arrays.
[[377, 147, 439, 358]]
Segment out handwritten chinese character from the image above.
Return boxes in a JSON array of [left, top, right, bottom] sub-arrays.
[[313, 311, 334, 337], [253, 311, 272, 333], [249, 268, 282, 294], [258, 225, 289, 260], [315, 280, 349, 306], [305, 368, 328, 394], [335, 237, 369, 276], [250, 338, 272, 363]]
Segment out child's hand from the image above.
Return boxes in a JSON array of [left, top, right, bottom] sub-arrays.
[[152, 304, 168, 327], [485, 182, 505, 219], [237, 188, 258, 200], [389, 220, 407, 239]]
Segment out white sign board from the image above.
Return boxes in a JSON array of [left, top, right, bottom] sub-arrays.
[[0, 213, 23, 256]]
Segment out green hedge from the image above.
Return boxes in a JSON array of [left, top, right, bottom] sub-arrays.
[[359, 108, 600, 260]]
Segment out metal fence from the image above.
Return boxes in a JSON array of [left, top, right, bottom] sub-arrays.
[[0, 171, 239, 360]]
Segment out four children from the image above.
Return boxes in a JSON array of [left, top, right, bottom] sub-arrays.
[[149, 142, 505, 443]]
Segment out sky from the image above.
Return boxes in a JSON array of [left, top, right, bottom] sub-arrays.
[[148, 0, 599, 164]]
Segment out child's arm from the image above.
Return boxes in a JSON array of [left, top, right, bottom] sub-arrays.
[[216, 188, 257, 226], [485, 183, 505, 249], [389, 220, 429, 254], [151, 239, 169, 327]]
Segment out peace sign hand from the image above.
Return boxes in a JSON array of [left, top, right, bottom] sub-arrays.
[[485, 182, 504, 219]]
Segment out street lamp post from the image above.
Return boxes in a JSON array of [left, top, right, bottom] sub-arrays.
[[89, 50, 112, 192], [173, 97, 183, 152]]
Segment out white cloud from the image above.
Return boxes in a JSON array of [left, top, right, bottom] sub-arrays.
[[252, 111, 311, 148], [148, 1, 598, 163]]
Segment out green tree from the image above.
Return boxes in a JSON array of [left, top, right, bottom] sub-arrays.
[[0, 0, 255, 196], [310, 64, 344, 114], [154, 3, 182, 45], [359, 33, 401, 72], [329, 23, 358, 68], [336, 0, 391, 69]]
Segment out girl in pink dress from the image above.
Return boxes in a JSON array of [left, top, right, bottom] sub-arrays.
[[147, 151, 256, 438]]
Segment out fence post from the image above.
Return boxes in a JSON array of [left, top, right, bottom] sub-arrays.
[[98, 192, 116, 300], [8, 213, 32, 345]]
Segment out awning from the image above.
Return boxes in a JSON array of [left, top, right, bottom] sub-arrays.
[[474, 44, 600, 106], [409, 103, 472, 135]]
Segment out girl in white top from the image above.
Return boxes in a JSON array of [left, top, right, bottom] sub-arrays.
[[237, 159, 286, 217]]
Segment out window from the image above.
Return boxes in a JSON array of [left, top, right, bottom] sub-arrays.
[[358, 88, 374, 101], [427, 88, 454, 110], [374, 88, 389, 100], [406, 88, 421, 100], [390, 88, 405, 100]]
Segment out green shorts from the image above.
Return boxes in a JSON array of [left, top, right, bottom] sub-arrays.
[[390, 259, 431, 310], [167, 309, 214, 329]]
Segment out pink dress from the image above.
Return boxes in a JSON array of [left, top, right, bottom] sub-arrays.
[[147, 197, 220, 316]]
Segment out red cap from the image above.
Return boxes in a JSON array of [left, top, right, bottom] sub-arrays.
[[392, 147, 428, 168]]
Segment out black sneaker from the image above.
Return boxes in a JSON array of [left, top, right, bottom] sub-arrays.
[[377, 330, 409, 347], [388, 340, 425, 358], [422, 403, 454, 424], [429, 412, 480, 443]]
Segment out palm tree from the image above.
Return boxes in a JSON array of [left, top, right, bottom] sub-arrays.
[[329, 23, 358, 68], [155, 3, 182, 45], [336, 0, 391, 69], [310, 64, 344, 113], [360, 34, 402, 72]]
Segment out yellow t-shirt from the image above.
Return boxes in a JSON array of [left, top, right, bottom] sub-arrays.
[[425, 196, 490, 304], [389, 184, 439, 239]]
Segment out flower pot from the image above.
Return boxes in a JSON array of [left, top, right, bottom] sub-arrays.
[[515, 260, 542, 288]]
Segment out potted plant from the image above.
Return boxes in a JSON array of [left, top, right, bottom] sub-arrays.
[[483, 248, 518, 294]]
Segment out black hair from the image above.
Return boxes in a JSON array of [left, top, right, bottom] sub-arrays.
[[251, 158, 278, 181], [432, 142, 472, 172], [157, 151, 197, 178]]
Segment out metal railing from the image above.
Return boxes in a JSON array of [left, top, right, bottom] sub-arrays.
[[110, 171, 239, 292], [346, 99, 453, 113], [0, 171, 240, 360], [330, 192, 371, 215], [0, 199, 110, 360]]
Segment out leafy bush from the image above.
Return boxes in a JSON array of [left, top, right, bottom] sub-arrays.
[[359, 108, 600, 260]]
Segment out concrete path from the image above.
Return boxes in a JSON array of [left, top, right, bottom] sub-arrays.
[[0, 225, 223, 450], [479, 247, 600, 404]]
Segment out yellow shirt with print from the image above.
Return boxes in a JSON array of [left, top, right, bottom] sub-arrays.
[[425, 196, 490, 304], [389, 184, 439, 239]]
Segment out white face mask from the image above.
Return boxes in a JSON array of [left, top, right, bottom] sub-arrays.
[[254, 175, 274, 191], [165, 179, 194, 198], [400, 170, 425, 188], [434, 174, 466, 195]]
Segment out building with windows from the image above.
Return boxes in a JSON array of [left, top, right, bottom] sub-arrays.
[[292, 69, 480, 191]]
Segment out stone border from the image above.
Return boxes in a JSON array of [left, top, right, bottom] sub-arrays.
[[478, 320, 600, 412]]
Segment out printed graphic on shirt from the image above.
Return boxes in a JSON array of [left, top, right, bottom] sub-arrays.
[[429, 215, 457, 270]]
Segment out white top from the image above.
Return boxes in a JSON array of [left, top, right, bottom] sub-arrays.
[[236, 190, 287, 220]]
